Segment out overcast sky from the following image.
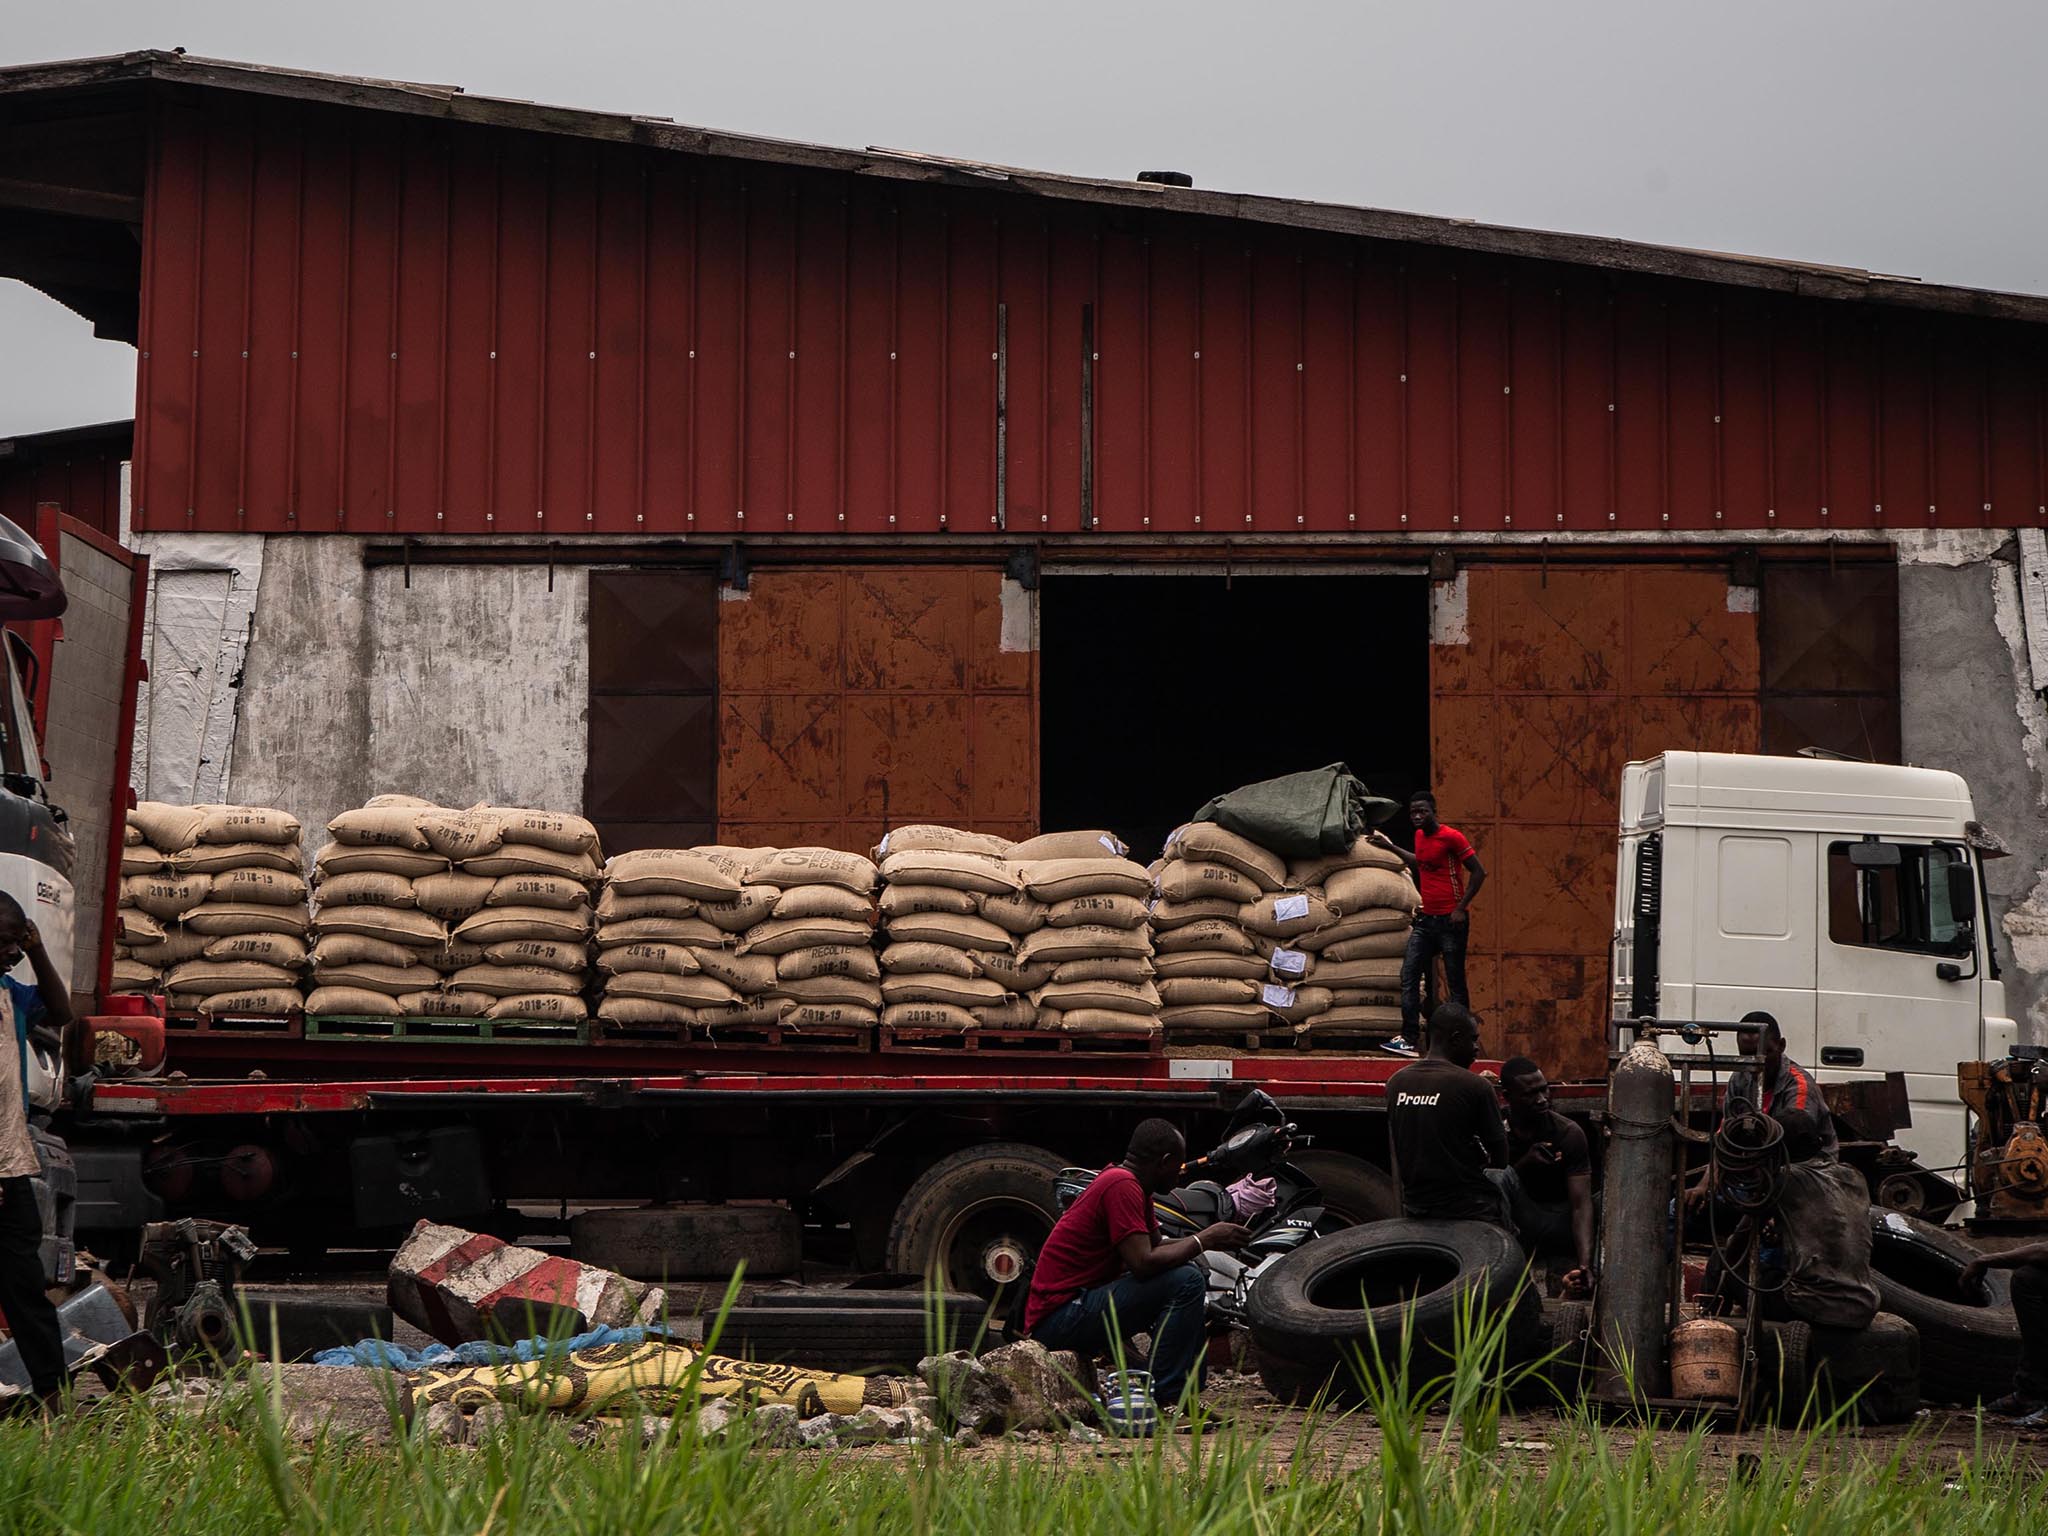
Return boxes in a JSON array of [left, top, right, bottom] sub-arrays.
[[7, 0, 2047, 439]]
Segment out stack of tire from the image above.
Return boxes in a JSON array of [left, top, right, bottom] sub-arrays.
[[593, 846, 770, 1033], [113, 802, 310, 1016], [743, 848, 882, 1033], [1151, 823, 1314, 1038], [1013, 841, 1161, 1036], [1283, 839, 1420, 1040], [874, 827, 1034, 1035]]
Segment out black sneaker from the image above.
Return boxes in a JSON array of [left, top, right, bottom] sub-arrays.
[[1988, 1391, 2047, 1418], [1378, 1037, 1420, 1058]]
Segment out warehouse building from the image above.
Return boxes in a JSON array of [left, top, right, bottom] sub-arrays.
[[3, 50, 2046, 1076]]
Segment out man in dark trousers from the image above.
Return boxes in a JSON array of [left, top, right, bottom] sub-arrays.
[[1490, 1056, 1595, 1296], [0, 894, 73, 1410], [1387, 1004, 1508, 1224], [1024, 1119, 1248, 1410], [1960, 1241, 2048, 1421], [1372, 790, 1487, 1058], [1725, 1011, 1838, 1159]]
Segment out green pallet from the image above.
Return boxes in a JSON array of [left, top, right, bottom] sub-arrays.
[[302, 1013, 591, 1044]]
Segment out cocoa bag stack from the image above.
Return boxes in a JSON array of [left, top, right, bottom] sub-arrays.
[[1010, 832, 1161, 1037], [873, 826, 1030, 1036], [114, 801, 310, 1016], [744, 848, 881, 1034], [1283, 837, 1421, 1039], [1150, 822, 1312, 1039], [593, 846, 766, 1034]]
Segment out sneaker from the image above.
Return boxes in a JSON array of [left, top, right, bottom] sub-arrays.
[[1988, 1391, 2047, 1418], [1378, 1037, 1420, 1058]]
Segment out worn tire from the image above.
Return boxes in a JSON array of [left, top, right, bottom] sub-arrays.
[[1246, 1219, 1543, 1403], [1288, 1150, 1400, 1229], [1865, 1208, 2020, 1406], [1760, 1320, 1812, 1417], [884, 1143, 1067, 1299], [1535, 1299, 1593, 1399], [569, 1203, 801, 1281], [1807, 1312, 1921, 1424], [715, 1303, 985, 1373]]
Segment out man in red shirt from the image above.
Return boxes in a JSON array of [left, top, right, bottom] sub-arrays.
[[1372, 789, 1487, 1058], [1023, 1120, 1249, 1409]]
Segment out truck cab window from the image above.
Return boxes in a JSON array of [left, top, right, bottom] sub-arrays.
[[1826, 841, 1967, 956]]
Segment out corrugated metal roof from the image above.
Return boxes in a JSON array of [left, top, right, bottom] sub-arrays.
[[7, 48, 2048, 326]]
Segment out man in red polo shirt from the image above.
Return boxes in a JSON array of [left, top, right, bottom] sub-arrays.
[[1023, 1120, 1248, 1410], [1372, 789, 1487, 1058]]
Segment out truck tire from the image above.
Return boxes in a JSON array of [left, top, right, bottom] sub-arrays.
[[884, 1143, 1068, 1300], [1287, 1150, 1400, 1229], [715, 1301, 990, 1374], [1536, 1299, 1592, 1398], [569, 1203, 801, 1281], [1246, 1219, 1543, 1403], [1759, 1320, 1812, 1418], [1806, 1312, 1920, 1424], [1865, 1208, 2020, 1406]]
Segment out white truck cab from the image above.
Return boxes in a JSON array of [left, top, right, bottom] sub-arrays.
[[1612, 750, 2016, 1180]]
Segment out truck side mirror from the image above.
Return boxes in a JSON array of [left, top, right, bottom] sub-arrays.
[[1947, 860, 1977, 925]]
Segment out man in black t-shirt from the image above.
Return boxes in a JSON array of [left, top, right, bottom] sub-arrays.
[[1388, 1004, 1509, 1225], [1487, 1056, 1594, 1296]]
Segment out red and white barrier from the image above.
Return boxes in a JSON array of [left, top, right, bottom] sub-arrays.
[[389, 1220, 669, 1344]]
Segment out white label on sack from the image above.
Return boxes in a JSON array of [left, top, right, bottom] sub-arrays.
[[1261, 983, 1297, 1008], [1098, 833, 1128, 856], [1275, 893, 1310, 922], [1270, 947, 1308, 977], [876, 831, 894, 856]]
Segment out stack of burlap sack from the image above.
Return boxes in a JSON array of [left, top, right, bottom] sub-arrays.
[[594, 846, 880, 1034], [1150, 823, 1419, 1038], [308, 798, 601, 1026], [872, 826, 1159, 1036], [112, 802, 310, 1014]]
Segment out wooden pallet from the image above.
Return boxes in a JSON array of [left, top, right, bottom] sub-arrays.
[[694, 1021, 872, 1052], [164, 1008, 303, 1038], [881, 1024, 1161, 1056], [302, 1013, 591, 1044], [1160, 1026, 1299, 1053]]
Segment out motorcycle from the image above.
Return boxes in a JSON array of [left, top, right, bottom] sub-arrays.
[[1051, 1090, 1326, 1331]]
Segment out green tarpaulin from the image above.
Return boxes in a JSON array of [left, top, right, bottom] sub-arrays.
[[1189, 764, 1401, 859]]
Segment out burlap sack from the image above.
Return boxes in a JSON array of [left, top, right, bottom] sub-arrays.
[[413, 871, 497, 920], [1242, 891, 1336, 940], [882, 1001, 980, 1032], [1298, 910, 1414, 953], [1326, 988, 1400, 1008], [110, 959, 159, 992], [1267, 945, 1315, 982], [310, 905, 445, 946], [120, 846, 171, 877], [771, 975, 885, 1009], [1288, 836, 1410, 889], [1008, 829, 1130, 862], [880, 974, 1007, 1009], [1020, 859, 1153, 903], [1017, 925, 1154, 966], [315, 843, 452, 879], [304, 986, 406, 1017], [328, 806, 431, 852], [1309, 955, 1404, 987], [1153, 952, 1271, 981], [593, 942, 700, 977], [461, 846, 601, 882], [128, 932, 212, 967], [777, 1002, 879, 1029], [454, 905, 593, 945], [209, 867, 310, 908], [166, 959, 300, 997], [736, 916, 872, 957], [596, 916, 728, 949], [1155, 861, 1261, 906], [602, 970, 741, 1007], [115, 908, 167, 946], [123, 874, 213, 920], [486, 993, 590, 1024], [877, 884, 980, 920], [488, 873, 591, 912], [771, 884, 875, 923], [972, 995, 1038, 1029], [1165, 824, 1286, 892], [449, 964, 586, 999], [605, 848, 743, 902], [196, 989, 303, 1016], [695, 847, 771, 885], [699, 996, 786, 1029], [482, 938, 589, 973], [1324, 865, 1422, 917], [188, 805, 301, 846], [1318, 1004, 1403, 1029], [597, 888, 700, 924], [122, 823, 143, 847], [1158, 1003, 1268, 1030], [401, 990, 494, 1019], [877, 850, 1015, 897], [1320, 930, 1410, 962], [1152, 920, 1255, 957], [691, 948, 777, 993], [313, 961, 444, 995], [312, 933, 422, 969], [1260, 983, 1334, 1025], [874, 825, 1015, 860], [1044, 893, 1149, 931], [421, 807, 505, 861], [1033, 979, 1160, 1014], [171, 842, 303, 876], [181, 903, 312, 939], [129, 802, 206, 852], [964, 950, 1056, 994], [880, 942, 978, 979], [597, 995, 696, 1028], [367, 793, 438, 810], [1050, 1010, 1161, 1036], [202, 932, 308, 969], [977, 891, 1049, 936], [495, 808, 600, 856], [317, 871, 418, 909], [885, 911, 1014, 953], [697, 886, 782, 934], [750, 847, 878, 895], [1047, 955, 1155, 985], [1159, 976, 1260, 1007], [776, 945, 882, 983], [437, 940, 489, 970], [1145, 897, 1241, 931]]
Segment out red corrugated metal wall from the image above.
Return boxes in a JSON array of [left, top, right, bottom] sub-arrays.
[[132, 93, 2048, 538]]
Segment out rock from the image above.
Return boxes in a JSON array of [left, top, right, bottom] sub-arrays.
[[1068, 1422, 1104, 1446], [952, 1427, 981, 1449], [838, 1405, 910, 1444], [563, 1420, 602, 1447], [640, 1416, 675, 1446], [388, 1219, 668, 1345], [750, 1402, 802, 1448], [902, 1395, 942, 1441], [694, 1399, 739, 1440], [421, 1402, 468, 1445], [978, 1340, 1099, 1432], [468, 1401, 511, 1441], [230, 1365, 403, 1444], [798, 1411, 847, 1447], [917, 1350, 1010, 1436]]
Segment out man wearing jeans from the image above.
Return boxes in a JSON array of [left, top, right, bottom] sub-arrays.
[[1024, 1120, 1248, 1410], [0, 895, 73, 1411], [1373, 790, 1487, 1058]]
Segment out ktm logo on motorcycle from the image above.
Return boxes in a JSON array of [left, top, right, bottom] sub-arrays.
[[1395, 1091, 1443, 1107]]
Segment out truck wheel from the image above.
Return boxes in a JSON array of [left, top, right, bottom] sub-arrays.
[[884, 1143, 1067, 1301], [1287, 1150, 1399, 1229], [569, 1204, 801, 1282], [1865, 1208, 2019, 1406], [715, 1298, 991, 1374]]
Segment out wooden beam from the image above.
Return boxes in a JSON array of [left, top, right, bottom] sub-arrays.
[[0, 176, 141, 222]]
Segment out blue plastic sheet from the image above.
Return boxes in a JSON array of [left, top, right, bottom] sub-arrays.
[[311, 1323, 665, 1370]]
